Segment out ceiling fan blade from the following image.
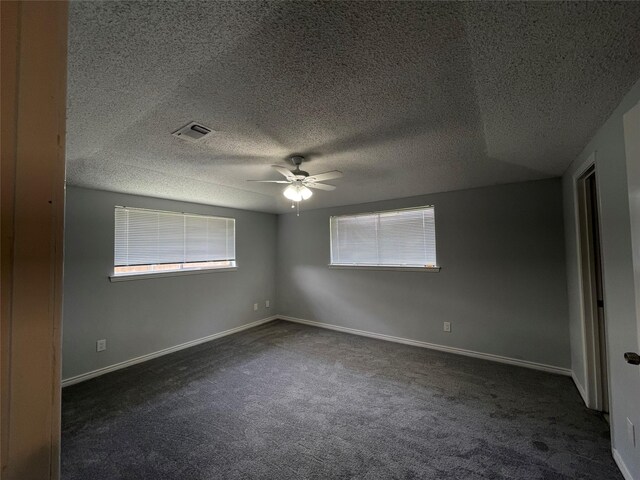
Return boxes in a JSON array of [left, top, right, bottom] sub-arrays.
[[305, 182, 336, 191], [247, 180, 291, 183], [271, 165, 296, 180], [305, 170, 343, 183]]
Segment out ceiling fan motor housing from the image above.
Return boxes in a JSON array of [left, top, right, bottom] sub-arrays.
[[290, 155, 309, 178]]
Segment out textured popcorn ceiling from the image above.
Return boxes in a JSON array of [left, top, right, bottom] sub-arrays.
[[66, 1, 640, 213]]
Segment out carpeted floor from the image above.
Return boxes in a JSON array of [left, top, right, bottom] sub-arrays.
[[61, 320, 621, 479]]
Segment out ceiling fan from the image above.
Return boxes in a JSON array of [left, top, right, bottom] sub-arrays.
[[247, 155, 343, 202]]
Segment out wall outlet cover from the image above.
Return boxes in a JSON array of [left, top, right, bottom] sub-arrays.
[[253, 303, 258, 311], [96, 339, 106, 352], [266, 300, 270, 308], [443, 322, 451, 333]]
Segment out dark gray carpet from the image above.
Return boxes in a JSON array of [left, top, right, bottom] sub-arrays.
[[62, 320, 621, 479]]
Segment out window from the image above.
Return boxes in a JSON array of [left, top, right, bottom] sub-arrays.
[[113, 206, 236, 277], [330, 206, 437, 269]]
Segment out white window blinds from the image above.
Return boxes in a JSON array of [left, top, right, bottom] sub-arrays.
[[330, 206, 437, 267], [114, 207, 235, 269]]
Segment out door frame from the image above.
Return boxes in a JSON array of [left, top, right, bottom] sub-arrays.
[[573, 153, 611, 413], [1, 2, 67, 478]]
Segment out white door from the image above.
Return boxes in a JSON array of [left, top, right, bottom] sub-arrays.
[[623, 101, 640, 371]]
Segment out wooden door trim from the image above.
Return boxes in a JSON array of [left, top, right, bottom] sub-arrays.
[[1, 2, 68, 478]]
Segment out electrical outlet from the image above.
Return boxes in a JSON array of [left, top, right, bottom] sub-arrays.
[[266, 300, 270, 308], [96, 339, 106, 352], [628, 418, 636, 448], [253, 303, 258, 311], [443, 322, 451, 333]]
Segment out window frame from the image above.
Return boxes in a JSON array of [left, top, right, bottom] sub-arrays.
[[328, 205, 440, 272], [109, 206, 237, 281]]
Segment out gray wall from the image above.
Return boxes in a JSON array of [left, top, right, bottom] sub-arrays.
[[62, 187, 277, 380], [562, 78, 640, 476], [277, 178, 570, 369]]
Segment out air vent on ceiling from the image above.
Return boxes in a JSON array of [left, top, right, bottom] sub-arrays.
[[172, 122, 212, 141]]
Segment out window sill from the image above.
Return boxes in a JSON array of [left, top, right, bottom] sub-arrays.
[[109, 266, 237, 282], [328, 264, 441, 272]]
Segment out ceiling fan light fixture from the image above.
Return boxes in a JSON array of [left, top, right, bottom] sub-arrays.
[[300, 186, 313, 200], [283, 184, 302, 202], [283, 184, 313, 202]]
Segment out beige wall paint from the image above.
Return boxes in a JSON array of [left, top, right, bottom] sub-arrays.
[[1, 2, 68, 479]]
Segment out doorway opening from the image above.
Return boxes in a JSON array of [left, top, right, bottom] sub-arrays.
[[577, 165, 609, 416]]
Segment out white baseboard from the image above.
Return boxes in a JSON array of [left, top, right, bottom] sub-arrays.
[[612, 447, 636, 480], [571, 370, 589, 406], [62, 314, 574, 387], [61, 316, 279, 387], [278, 316, 572, 376]]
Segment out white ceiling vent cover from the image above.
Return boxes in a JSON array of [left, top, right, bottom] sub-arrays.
[[172, 122, 212, 141]]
